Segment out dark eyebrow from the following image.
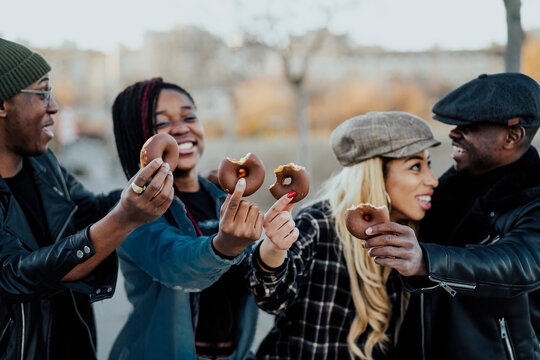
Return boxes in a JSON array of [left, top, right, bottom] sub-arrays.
[[155, 106, 194, 116], [38, 77, 49, 84], [405, 155, 425, 162]]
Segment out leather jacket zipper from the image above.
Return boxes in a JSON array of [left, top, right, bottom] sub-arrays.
[[420, 293, 426, 360], [20, 303, 25, 360], [0, 317, 13, 343], [427, 275, 476, 296], [54, 205, 78, 243], [70, 291, 97, 358], [499, 318, 515, 360]]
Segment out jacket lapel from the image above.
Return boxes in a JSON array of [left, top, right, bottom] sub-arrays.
[[29, 156, 77, 244], [0, 178, 40, 250]]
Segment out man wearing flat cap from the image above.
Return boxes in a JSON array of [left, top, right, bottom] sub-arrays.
[[0, 38, 174, 359], [363, 73, 540, 359]]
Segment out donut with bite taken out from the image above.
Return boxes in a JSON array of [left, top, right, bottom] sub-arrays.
[[218, 153, 265, 197], [269, 163, 310, 203]]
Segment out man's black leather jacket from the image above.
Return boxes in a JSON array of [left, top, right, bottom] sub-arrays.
[[396, 148, 540, 360], [0, 150, 120, 360]]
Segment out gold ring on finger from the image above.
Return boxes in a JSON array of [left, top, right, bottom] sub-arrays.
[[131, 182, 146, 195]]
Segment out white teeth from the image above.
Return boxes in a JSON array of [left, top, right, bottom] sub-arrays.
[[416, 196, 431, 203], [178, 142, 193, 150], [453, 145, 465, 153]]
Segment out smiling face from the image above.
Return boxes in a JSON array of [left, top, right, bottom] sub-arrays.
[[0, 75, 57, 158], [449, 123, 509, 176], [384, 150, 439, 222], [154, 89, 204, 175]]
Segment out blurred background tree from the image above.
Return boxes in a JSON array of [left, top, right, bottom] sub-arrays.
[[504, 0, 524, 71], [233, 0, 357, 171]]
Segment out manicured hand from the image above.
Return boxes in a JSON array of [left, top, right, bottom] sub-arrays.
[[263, 191, 298, 251], [363, 222, 427, 276], [213, 178, 264, 257]]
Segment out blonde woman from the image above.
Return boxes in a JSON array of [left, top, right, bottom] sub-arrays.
[[245, 112, 440, 359]]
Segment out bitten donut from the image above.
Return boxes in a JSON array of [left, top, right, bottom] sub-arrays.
[[140, 133, 179, 171], [218, 153, 265, 197], [269, 163, 310, 203], [345, 203, 390, 240]]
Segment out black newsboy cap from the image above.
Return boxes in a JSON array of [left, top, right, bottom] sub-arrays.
[[433, 73, 540, 127]]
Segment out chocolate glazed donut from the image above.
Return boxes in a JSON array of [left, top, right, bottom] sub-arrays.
[[140, 133, 179, 171], [345, 203, 390, 240], [218, 153, 265, 197], [269, 163, 310, 203]]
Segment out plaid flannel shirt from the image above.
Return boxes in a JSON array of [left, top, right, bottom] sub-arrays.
[[245, 200, 403, 360]]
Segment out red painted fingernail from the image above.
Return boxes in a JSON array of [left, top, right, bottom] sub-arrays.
[[287, 191, 296, 199]]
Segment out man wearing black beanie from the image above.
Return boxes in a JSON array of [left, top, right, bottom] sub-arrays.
[[363, 73, 540, 359], [0, 38, 175, 359]]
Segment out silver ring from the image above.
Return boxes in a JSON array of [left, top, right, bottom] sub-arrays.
[[131, 182, 146, 195]]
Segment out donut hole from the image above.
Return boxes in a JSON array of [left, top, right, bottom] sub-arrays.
[[282, 177, 292, 186], [363, 214, 372, 222], [238, 168, 247, 178]]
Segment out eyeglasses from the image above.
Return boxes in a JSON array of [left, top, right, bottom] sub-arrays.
[[20, 84, 54, 107]]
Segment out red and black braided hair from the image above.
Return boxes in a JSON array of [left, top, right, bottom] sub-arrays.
[[112, 77, 195, 179]]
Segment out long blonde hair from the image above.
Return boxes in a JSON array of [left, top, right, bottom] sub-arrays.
[[318, 157, 395, 359]]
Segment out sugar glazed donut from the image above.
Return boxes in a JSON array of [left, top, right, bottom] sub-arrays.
[[345, 203, 390, 240], [140, 133, 179, 171], [218, 153, 265, 197], [269, 163, 310, 203]]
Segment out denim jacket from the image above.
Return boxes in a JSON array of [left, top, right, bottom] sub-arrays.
[[109, 177, 258, 360]]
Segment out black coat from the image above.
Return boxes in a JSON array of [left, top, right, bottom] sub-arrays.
[[396, 147, 540, 360], [0, 150, 120, 360]]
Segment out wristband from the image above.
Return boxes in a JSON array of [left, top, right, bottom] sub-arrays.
[[211, 238, 236, 260], [254, 243, 286, 273]]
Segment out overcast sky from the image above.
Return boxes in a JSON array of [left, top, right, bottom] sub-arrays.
[[2, 0, 540, 52]]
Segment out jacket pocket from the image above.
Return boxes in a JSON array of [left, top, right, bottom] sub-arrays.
[[499, 317, 516, 360]]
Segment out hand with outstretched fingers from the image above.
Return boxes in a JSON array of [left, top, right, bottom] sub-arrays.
[[212, 178, 264, 257], [258, 192, 299, 270], [363, 222, 427, 276]]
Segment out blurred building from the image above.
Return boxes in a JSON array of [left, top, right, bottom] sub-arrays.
[[31, 25, 523, 139]]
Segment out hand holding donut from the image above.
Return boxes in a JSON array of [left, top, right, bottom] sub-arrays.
[[212, 178, 264, 257], [345, 203, 390, 240], [263, 192, 299, 250], [116, 158, 175, 226], [218, 153, 265, 197], [256, 192, 300, 270], [269, 163, 310, 203], [363, 222, 427, 276]]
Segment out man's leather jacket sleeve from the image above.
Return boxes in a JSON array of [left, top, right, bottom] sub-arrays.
[[403, 200, 540, 298], [0, 225, 117, 303]]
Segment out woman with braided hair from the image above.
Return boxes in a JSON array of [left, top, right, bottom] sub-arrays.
[[108, 78, 295, 359]]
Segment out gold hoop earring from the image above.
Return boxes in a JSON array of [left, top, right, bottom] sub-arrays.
[[385, 191, 392, 212]]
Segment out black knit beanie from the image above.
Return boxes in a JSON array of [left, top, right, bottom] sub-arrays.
[[0, 38, 51, 102]]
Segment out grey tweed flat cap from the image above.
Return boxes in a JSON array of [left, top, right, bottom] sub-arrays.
[[330, 111, 440, 167]]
